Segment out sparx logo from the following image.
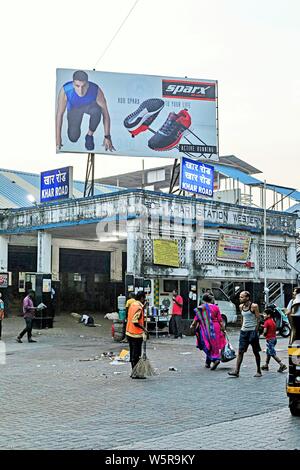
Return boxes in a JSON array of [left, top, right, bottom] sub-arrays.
[[162, 80, 216, 100]]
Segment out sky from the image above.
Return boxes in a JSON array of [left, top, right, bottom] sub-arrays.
[[1, 0, 300, 188]]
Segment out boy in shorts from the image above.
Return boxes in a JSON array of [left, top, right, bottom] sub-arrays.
[[261, 308, 287, 372]]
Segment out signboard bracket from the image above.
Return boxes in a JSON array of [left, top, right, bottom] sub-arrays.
[[169, 159, 188, 196], [84, 153, 95, 197], [169, 159, 181, 194]]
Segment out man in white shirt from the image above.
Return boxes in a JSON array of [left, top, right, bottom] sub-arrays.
[[286, 287, 300, 318]]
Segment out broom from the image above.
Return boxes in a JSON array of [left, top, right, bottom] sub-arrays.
[[131, 336, 156, 378]]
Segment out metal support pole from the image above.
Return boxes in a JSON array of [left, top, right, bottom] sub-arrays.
[[169, 159, 180, 194], [280, 283, 284, 308], [142, 159, 145, 189], [263, 180, 269, 304], [84, 153, 95, 197]]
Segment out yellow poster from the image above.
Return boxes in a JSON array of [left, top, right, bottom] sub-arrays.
[[153, 239, 180, 267], [217, 234, 250, 262]]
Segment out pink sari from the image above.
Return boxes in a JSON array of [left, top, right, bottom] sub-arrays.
[[194, 303, 226, 361]]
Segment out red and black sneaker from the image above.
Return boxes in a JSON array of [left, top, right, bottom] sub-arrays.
[[148, 109, 191, 151], [124, 98, 164, 137]]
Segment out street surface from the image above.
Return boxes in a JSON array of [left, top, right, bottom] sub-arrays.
[[0, 314, 299, 450]]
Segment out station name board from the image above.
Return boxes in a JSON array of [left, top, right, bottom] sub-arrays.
[[180, 157, 214, 196], [40, 166, 73, 203]]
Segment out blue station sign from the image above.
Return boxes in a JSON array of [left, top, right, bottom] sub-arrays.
[[180, 157, 214, 197], [40, 166, 73, 203]]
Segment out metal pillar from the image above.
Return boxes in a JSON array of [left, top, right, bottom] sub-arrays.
[[84, 153, 95, 197], [263, 180, 269, 305], [37, 231, 52, 274], [0, 235, 8, 272], [142, 159, 145, 189]]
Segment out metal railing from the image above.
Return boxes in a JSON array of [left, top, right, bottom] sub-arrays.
[[268, 281, 283, 307]]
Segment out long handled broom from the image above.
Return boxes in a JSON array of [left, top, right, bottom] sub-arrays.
[[131, 336, 156, 378]]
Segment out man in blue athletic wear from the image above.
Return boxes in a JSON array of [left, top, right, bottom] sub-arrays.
[[56, 70, 115, 152]]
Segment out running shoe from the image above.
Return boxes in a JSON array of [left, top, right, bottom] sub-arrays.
[[85, 134, 95, 151], [148, 109, 191, 151], [124, 98, 164, 137]]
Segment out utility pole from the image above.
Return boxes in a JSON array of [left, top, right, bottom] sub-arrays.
[[263, 179, 269, 304]]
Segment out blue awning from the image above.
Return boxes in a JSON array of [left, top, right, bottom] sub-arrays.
[[214, 164, 300, 202], [214, 164, 262, 185], [265, 184, 300, 202]]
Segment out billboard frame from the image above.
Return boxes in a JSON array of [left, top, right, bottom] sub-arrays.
[[55, 68, 219, 161]]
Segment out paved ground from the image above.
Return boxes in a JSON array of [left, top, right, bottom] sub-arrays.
[[0, 313, 299, 450]]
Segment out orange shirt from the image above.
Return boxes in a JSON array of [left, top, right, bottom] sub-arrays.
[[126, 301, 144, 338]]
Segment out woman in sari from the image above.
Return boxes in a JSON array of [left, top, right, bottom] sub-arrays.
[[191, 293, 226, 370]]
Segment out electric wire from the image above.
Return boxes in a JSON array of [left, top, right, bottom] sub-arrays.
[[93, 0, 140, 69]]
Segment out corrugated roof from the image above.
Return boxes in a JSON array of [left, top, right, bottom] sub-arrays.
[[0, 168, 121, 208], [265, 184, 300, 202], [216, 155, 261, 175], [286, 203, 300, 213], [215, 165, 300, 202], [213, 164, 262, 185]]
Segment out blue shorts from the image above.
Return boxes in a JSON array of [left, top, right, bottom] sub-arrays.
[[266, 338, 277, 357], [239, 330, 261, 354]]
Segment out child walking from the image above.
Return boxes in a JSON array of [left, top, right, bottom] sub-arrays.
[[261, 308, 287, 372]]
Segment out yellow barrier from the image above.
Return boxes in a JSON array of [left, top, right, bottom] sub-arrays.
[[287, 386, 300, 394], [288, 347, 300, 355]]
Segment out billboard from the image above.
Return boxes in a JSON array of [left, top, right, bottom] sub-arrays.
[[56, 68, 218, 160], [40, 166, 73, 203], [153, 240, 180, 267], [180, 157, 214, 196], [217, 234, 251, 262]]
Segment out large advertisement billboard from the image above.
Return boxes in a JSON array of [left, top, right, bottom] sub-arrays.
[[56, 68, 218, 160]]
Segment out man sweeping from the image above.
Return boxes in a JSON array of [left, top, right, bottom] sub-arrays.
[[125, 291, 148, 379]]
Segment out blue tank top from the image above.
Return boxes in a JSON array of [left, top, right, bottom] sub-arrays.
[[63, 81, 99, 111]]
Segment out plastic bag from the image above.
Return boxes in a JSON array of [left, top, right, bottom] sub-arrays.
[[221, 340, 236, 362]]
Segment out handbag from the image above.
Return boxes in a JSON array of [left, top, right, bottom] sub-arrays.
[[221, 334, 236, 362]]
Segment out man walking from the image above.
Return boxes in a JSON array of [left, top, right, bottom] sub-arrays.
[[171, 289, 183, 339], [17, 290, 37, 343], [286, 287, 300, 319], [228, 290, 262, 377]]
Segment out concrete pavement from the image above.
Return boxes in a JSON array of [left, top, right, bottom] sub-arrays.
[[0, 314, 298, 450]]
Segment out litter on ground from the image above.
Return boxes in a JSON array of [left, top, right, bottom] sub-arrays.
[[79, 356, 101, 362], [116, 349, 130, 362], [110, 360, 128, 365], [101, 352, 115, 359], [104, 312, 119, 320]]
